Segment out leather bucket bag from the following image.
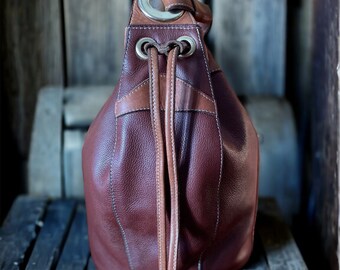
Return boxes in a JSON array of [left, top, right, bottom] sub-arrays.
[[82, 0, 259, 269]]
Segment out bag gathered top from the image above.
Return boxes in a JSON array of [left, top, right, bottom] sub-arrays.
[[82, 0, 259, 269]]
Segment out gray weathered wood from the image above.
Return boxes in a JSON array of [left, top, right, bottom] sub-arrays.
[[0, 196, 48, 270], [56, 204, 89, 270], [26, 200, 76, 270], [257, 199, 307, 269], [211, 0, 286, 96], [245, 97, 299, 222], [28, 87, 63, 197], [63, 0, 130, 85], [2, 0, 64, 157], [310, 0, 340, 268], [64, 86, 113, 127], [64, 131, 86, 197]]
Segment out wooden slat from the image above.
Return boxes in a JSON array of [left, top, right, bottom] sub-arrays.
[[63, 0, 130, 85], [245, 97, 299, 222], [56, 204, 89, 270], [26, 200, 76, 270], [2, 0, 63, 157], [0, 196, 48, 270], [64, 86, 113, 127], [28, 87, 63, 197], [210, 0, 286, 96], [257, 199, 307, 269], [63, 131, 86, 197], [310, 0, 340, 268]]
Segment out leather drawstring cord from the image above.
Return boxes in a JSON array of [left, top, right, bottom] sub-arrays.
[[147, 44, 181, 270]]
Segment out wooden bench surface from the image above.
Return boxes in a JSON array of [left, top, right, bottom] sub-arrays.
[[0, 197, 307, 270]]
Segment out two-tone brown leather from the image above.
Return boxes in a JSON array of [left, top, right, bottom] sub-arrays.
[[82, 0, 259, 269]]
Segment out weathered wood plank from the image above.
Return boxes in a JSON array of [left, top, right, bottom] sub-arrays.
[[26, 200, 76, 270], [310, 0, 340, 268], [56, 204, 89, 270], [63, 0, 130, 85], [0, 196, 48, 270], [257, 199, 307, 269], [63, 131, 86, 197], [245, 97, 299, 222], [64, 86, 113, 127], [2, 0, 64, 157], [210, 0, 286, 96], [28, 87, 63, 197]]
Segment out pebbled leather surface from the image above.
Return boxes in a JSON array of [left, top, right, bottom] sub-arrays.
[[82, 1, 259, 269]]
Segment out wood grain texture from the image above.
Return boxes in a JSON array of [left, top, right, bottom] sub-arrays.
[[0, 196, 48, 270], [0, 197, 307, 269], [56, 204, 89, 270], [26, 200, 76, 270], [311, 0, 340, 268], [2, 0, 64, 157], [28, 87, 63, 197], [63, 0, 130, 85], [210, 0, 286, 96]]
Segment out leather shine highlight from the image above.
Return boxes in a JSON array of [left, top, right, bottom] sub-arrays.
[[82, 1, 259, 269]]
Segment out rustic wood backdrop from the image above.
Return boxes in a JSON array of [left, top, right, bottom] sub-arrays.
[[0, 0, 339, 269]]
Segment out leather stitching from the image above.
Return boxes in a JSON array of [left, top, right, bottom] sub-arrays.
[[169, 48, 179, 270], [116, 79, 149, 104], [117, 108, 215, 118], [117, 75, 214, 104], [150, 49, 165, 269], [109, 27, 134, 270], [130, 26, 196, 30], [195, 27, 224, 265]]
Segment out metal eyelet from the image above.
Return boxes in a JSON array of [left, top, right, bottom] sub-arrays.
[[177, 36, 196, 58], [138, 0, 184, 22], [136, 37, 155, 60]]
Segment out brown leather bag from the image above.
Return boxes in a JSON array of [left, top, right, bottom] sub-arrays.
[[82, 0, 259, 269]]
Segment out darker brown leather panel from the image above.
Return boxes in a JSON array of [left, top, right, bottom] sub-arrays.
[[115, 76, 216, 117]]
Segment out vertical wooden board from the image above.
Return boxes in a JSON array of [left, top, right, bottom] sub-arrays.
[[311, 0, 340, 268], [211, 0, 286, 96], [56, 204, 89, 270], [63, 0, 131, 85], [28, 87, 63, 197], [2, 0, 64, 156], [245, 97, 300, 222], [0, 196, 48, 270], [63, 131, 86, 197], [26, 200, 76, 270]]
